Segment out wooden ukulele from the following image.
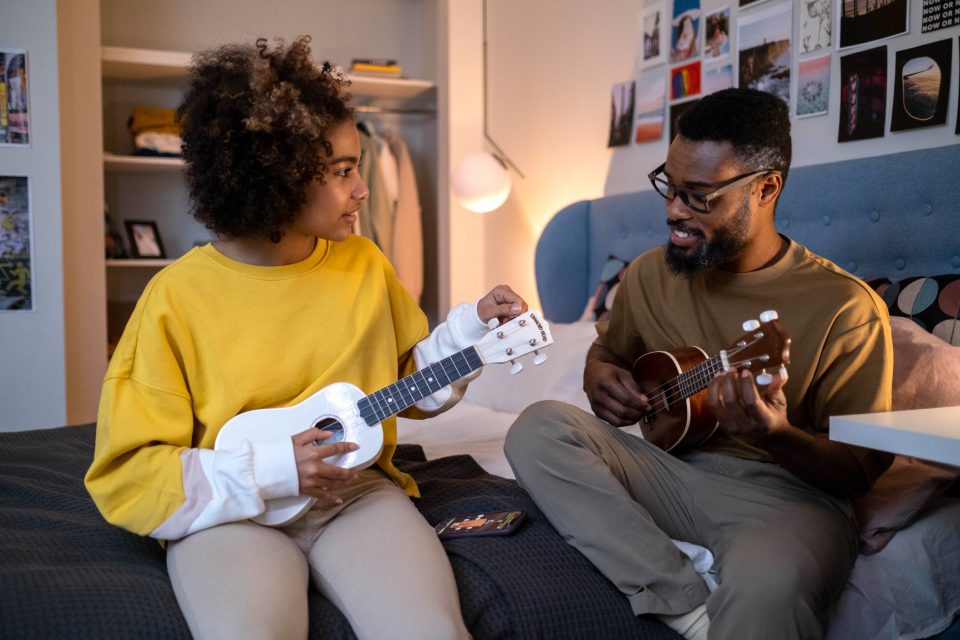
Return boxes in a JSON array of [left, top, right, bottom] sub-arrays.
[[631, 310, 791, 452], [215, 311, 553, 526]]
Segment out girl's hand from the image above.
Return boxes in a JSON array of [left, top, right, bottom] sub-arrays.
[[477, 284, 528, 326], [291, 428, 360, 504]]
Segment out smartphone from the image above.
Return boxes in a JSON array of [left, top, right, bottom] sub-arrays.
[[434, 510, 526, 539]]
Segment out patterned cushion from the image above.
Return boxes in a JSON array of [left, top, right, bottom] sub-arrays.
[[865, 274, 960, 346], [582, 255, 631, 322]]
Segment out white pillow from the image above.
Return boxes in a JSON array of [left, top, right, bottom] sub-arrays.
[[465, 321, 597, 414]]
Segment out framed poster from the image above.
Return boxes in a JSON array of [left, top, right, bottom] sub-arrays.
[[0, 176, 33, 311]]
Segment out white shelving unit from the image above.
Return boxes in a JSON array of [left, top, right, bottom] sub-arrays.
[[101, 45, 437, 348]]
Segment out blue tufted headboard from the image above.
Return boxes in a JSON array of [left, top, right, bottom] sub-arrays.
[[535, 145, 960, 323]]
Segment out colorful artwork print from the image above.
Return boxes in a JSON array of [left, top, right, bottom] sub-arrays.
[[838, 46, 887, 142], [704, 64, 735, 95], [797, 55, 831, 117], [891, 38, 953, 131], [800, 0, 833, 54], [671, 61, 702, 101], [0, 176, 32, 311], [704, 7, 731, 61], [670, 0, 701, 64], [635, 70, 667, 143], [608, 81, 636, 147], [642, 3, 667, 67], [738, 1, 792, 105], [0, 50, 30, 145], [839, 0, 909, 50]]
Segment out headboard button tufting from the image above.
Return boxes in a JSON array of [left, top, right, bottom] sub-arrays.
[[895, 259, 906, 271], [822, 215, 831, 226], [780, 218, 790, 229], [870, 211, 880, 222], [847, 261, 858, 273], [924, 204, 933, 216], [952, 256, 960, 268]]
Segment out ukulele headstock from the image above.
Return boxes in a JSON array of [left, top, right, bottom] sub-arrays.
[[724, 310, 791, 381], [475, 311, 554, 374]]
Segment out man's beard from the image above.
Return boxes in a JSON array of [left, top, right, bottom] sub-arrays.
[[664, 194, 751, 278]]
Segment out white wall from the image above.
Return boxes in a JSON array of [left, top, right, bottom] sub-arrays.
[[450, 0, 960, 312], [0, 0, 67, 430]]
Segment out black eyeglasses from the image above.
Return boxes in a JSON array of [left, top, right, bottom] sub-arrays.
[[647, 162, 778, 214]]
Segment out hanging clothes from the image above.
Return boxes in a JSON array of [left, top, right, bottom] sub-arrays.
[[357, 125, 394, 262], [384, 128, 423, 304]]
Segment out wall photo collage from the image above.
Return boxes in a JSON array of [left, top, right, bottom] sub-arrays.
[[607, 0, 960, 147]]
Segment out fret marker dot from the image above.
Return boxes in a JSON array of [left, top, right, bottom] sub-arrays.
[[387, 398, 393, 403], [428, 377, 434, 382]]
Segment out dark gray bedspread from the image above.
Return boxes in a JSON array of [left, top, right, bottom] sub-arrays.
[[0, 424, 675, 639]]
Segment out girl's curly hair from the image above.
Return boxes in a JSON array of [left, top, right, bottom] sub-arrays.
[[177, 36, 354, 240]]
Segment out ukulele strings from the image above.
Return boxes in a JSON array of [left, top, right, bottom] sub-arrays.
[[640, 342, 768, 420]]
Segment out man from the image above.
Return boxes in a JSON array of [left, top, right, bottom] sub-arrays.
[[504, 88, 893, 640]]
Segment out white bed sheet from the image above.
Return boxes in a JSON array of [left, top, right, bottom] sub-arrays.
[[397, 321, 960, 639]]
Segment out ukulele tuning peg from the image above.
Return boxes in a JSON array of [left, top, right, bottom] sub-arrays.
[[510, 360, 524, 375], [759, 310, 779, 322], [756, 372, 773, 385], [532, 351, 548, 365], [742, 319, 761, 332]]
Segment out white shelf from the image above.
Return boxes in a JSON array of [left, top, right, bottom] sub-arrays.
[[101, 46, 436, 99], [106, 258, 174, 268], [104, 153, 184, 173]]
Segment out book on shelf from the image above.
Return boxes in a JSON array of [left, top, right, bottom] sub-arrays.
[[350, 58, 403, 78]]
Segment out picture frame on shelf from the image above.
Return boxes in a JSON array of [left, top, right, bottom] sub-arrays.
[[124, 220, 166, 258]]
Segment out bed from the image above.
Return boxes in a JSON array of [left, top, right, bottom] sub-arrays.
[[2, 145, 959, 639]]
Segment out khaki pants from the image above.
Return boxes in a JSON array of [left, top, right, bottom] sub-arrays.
[[505, 400, 858, 640], [167, 469, 469, 640]]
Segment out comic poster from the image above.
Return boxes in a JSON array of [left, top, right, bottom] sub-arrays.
[[0, 50, 30, 146], [0, 176, 32, 311]]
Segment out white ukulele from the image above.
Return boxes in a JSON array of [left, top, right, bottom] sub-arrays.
[[215, 311, 554, 526]]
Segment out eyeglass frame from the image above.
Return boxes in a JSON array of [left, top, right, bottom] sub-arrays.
[[647, 162, 780, 214]]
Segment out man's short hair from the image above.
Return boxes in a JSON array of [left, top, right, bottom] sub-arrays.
[[677, 88, 792, 186]]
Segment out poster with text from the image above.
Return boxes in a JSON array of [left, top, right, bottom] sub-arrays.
[[891, 38, 953, 131], [838, 46, 887, 142], [921, 0, 960, 33], [0, 176, 32, 311], [635, 71, 667, 143], [642, 2, 667, 68], [838, 0, 909, 50], [0, 50, 30, 146], [797, 54, 831, 117], [738, 1, 792, 105], [800, 0, 834, 54], [670, 0, 701, 64]]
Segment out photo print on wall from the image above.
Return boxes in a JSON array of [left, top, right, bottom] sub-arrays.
[[671, 61, 702, 101], [608, 80, 636, 147], [635, 70, 667, 143], [800, 0, 833, 54], [891, 38, 953, 131], [704, 63, 735, 95], [0, 176, 32, 311], [642, 2, 667, 68], [0, 50, 30, 146], [704, 6, 731, 61], [839, 45, 888, 142], [921, 0, 960, 33], [797, 54, 831, 118], [838, 0, 909, 50], [738, 1, 792, 105], [670, 0, 701, 64]]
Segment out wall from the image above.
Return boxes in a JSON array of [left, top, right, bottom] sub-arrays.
[[0, 0, 67, 430], [453, 0, 960, 312]]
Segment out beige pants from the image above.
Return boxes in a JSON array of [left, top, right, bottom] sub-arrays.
[[167, 469, 470, 640]]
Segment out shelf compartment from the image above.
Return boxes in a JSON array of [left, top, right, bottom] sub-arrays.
[[106, 258, 174, 268], [104, 153, 184, 173]]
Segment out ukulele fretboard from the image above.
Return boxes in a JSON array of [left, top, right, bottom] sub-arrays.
[[357, 346, 484, 426]]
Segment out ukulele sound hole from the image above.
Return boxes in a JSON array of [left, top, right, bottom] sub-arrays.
[[314, 417, 344, 445]]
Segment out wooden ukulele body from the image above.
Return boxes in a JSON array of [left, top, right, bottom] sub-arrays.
[[631, 347, 719, 451]]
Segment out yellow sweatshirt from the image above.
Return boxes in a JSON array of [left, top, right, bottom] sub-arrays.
[[85, 237, 488, 540]]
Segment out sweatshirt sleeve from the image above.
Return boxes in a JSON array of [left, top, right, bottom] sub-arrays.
[[411, 301, 490, 415]]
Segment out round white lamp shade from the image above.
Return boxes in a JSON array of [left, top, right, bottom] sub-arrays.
[[452, 151, 511, 213]]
